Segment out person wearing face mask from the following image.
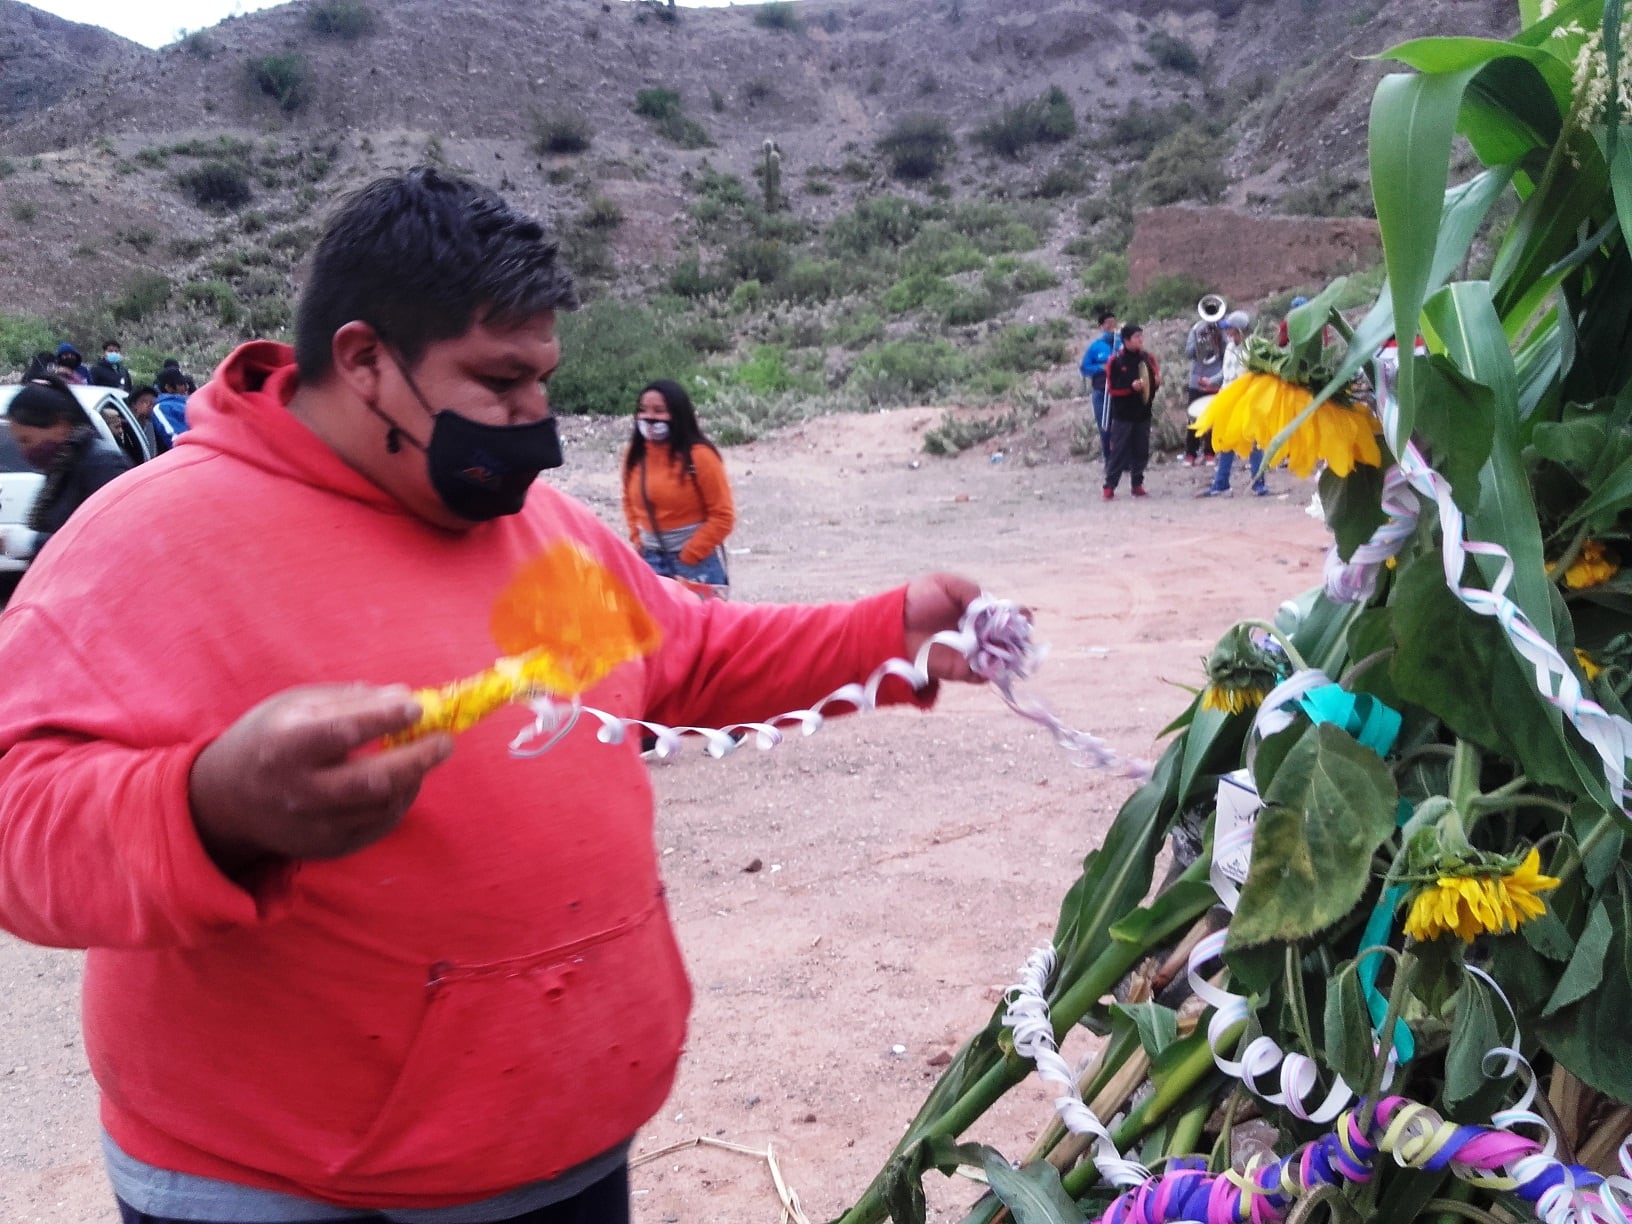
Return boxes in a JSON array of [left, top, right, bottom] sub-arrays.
[[53, 342, 91, 385], [90, 339, 135, 391], [0, 375, 131, 598], [0, 167, 989, 1224], [621, 378, 736, 594]]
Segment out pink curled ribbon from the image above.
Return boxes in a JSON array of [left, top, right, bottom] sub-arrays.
[[509, 594, 1152, 779]]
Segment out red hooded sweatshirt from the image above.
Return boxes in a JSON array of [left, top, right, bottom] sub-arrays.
[[0, 343, 927, 1208]]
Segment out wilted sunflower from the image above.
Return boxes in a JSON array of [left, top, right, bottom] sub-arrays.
[[1549, 539, 1620, 590], [1403, 848, 1560, 943], [1193, 337, 1383, 479], [1199, 624, 1284, 717], [1576, 648, 1603, 681]]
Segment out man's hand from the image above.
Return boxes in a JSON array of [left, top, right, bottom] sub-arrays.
[[904, 573, 984, 683], [189, 684, 454, 877]]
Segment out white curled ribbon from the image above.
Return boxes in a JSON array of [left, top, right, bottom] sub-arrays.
[[1337, 369, 1632, 811], [1002, 945, 1151, 1188], [509, 594, 1152, 779]]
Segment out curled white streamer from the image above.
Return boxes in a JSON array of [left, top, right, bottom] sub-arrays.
[[509, 594, 1153, 779], [1002, 945, 1150, 1188], [1356, 369, 1632, 811]]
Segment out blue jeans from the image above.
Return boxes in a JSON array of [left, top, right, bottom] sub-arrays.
[[115, 1162, 629, 1223], [642, 548, 727, 587], [1210, 448, 1266, 493]]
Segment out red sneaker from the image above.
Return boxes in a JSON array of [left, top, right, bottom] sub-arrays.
[[1132, 485, 1148, 498], [1101, 488, 1114, 501]]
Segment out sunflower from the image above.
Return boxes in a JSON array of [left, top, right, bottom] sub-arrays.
[[1193, 371, 1383, 479], [1576, 648, 1603, 680], [1199, 624, 1283, 717], [1548, 539, 1620, 590], [1403, 848, 1560, 943]]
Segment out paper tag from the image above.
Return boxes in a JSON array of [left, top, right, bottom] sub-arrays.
[[1212, 769, 1262, 889]]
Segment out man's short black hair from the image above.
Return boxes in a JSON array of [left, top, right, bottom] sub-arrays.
[[156, 368, 189, 392], [295, 167, 579, 384], [1120, 323, 1143, 341], [1097, 309, 1116, 326], [9, 376, 80, 427]]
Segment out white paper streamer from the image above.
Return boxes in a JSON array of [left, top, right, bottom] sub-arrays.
[[509, 595, 1153, 778], [1002, 946, 1151, 1188]]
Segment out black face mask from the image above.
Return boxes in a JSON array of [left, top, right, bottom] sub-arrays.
[[373, 355, 564, 522]]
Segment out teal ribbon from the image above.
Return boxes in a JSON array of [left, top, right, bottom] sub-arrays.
[[1294, 684, 1416, 1063]]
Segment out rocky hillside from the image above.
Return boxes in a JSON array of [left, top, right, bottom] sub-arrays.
[[0, 0, 1516, 432], [0, 3, 143, 123]]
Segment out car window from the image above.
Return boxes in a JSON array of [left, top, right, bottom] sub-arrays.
[[0, 420, 31, 474]]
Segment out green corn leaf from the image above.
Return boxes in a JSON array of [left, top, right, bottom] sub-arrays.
[[982, 1156, 1087, 1224], [1543, 900, 1613, 1017]]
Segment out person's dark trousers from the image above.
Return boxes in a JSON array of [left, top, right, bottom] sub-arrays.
[[1103, 419, 1150, 492], [1183, 388, 1214, 461], [116, 1163, 631, 1224]]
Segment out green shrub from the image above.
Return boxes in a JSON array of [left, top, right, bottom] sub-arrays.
[[1139, 126, 1224, 205], [826, 195, 926, 256], [883, 270, 959, 315], [177, 160, 254, 210], [944, 200, 1042, 254], [551, 300, 697, 415], [111, 273, 173, 323], [580, 195, 624, 230], [248, 52, 308, 112], [1007, 260, 1060, 293], [972, 86, 1076, 158], [942, 286, 1002, 326], [921, 402, 1044, 455], [833, 312, 885, 349], [183, 279, 243, 326], [1109, 102, 1194, 155], [668, 256, 729, 298], [776, 256, 841, 303], [986, 321, 1069, 373], [0, 158, 14, 179], [848, 338, 969, 403], [248, 298, 294, 334], [752, 1, 802, 31], [1031, 161, 1088, 198], [656, 114, 712, 148], [717, 344, 818, 395], [180, 30, 215, 58], [1279, 172, 1374, 218], [876, 115, 955, 180], [1062, 235, 1097, 258], [10, 201, 39, 224], [694, 167, 750, 209], [305, 0, 376, 38], [723, 237, 790, 284], [634, 88, 683, 120], [1080, 252, 1129, 303], [679, 317, 732, 354], [1146, 30, 1200, 74], [533, 110, 592, 155], [1128, 273, 1209, 323], [0, 314, 55, 374]]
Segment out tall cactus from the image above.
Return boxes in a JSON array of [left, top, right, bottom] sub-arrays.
[[761, 139, 782, 213]]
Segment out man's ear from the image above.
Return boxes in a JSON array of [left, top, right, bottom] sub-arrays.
[[330, 321, 386, 403]]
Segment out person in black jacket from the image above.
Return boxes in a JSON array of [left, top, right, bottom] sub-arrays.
[[89, 340, 135, 391], [1102, 323, 1162, 500], [1, 376, 131, 589]]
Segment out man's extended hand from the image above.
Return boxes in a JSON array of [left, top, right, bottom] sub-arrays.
[[189, 684, 454, 877], [904, 573, 985, 683]]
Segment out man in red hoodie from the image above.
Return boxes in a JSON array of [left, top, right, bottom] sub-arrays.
[[0, 168, 984, 1224]]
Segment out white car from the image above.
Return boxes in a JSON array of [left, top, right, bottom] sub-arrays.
[[0, 384, 156, 577]]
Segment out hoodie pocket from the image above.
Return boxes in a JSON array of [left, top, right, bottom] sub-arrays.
[[328, 897, 690, 1194]]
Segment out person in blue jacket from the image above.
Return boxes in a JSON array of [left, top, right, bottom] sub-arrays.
[[152, 366, 191, 440], [1078, 308, 1121, 459]]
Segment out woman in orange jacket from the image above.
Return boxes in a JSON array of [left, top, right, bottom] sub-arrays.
[[621, 379, 736, 591]]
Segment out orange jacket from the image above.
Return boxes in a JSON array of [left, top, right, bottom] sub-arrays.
[[621, 443, 735, 565]]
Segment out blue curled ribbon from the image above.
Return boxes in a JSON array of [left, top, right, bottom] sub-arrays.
[[1294, 684, 1416, 1063]]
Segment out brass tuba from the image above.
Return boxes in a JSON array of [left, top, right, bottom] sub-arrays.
[[1198, 293, 1227, 323]]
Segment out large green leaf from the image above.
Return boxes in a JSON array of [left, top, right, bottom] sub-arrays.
[[1543, 899, 1613, 1017], [1322, 963, 1375, 1085], [1371, 68, 1481, 449], [1460, 55, 1565, 166], [1109, 1001, 1179, 1060], [1445, 972, 1503, 1108], [1320, 464, 1389, 561], [1225, 724, 1398, 949], [982, 1156, 1087, 1224], [1537, 870, 1632, 1098], [1411, 354, 1496, 513]]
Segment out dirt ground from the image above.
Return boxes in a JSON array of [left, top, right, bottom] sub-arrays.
[[0, 402, 1331, 1223]]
